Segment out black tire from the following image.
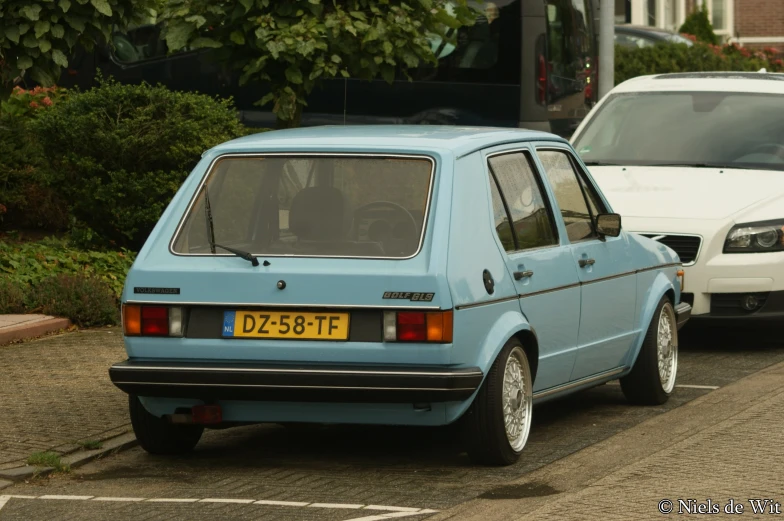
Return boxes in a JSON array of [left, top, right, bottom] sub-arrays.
[[620, 295, 678, 405], [129, 395, 204, 455], [463, 338, 533, 466]]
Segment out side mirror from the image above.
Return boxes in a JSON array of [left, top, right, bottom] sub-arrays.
[[596, 213, 621, 238]]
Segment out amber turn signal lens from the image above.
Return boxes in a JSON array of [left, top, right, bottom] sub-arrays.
[[426, 310, 453, 343], [122, 304, 141, 336], [676, 269, 685, 292]]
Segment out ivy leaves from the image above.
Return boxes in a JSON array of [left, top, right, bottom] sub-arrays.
[[0, 0, 156, 95], [161, 0, 477, 126]]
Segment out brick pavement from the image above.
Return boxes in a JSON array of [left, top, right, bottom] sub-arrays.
[[0, 330, 128, 470], [429, 359, 784, 520]]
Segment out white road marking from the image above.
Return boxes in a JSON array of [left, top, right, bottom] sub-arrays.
[[254, 499, 310, 507], [364, 505, 422, 512], [0, 493, 437, 519], [310, 502, 365, 509], [200, 498, 256, 504], [91, 497, 145, 502], [146, 498, 200, 503], [344, 511, 435, 521], [40, 495, 95, 500]]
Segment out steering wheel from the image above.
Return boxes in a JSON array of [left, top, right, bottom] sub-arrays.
[[740, 143, 784, 161], [353, 201, 419, 242]]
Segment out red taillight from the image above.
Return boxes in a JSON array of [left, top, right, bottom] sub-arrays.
[[397, 312, 427, 342], [385, 310, 453, 343], [537, 55, 547, 105], [141, 306, 169, 336]]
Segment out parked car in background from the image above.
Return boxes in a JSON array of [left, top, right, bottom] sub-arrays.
[[108, 126, 689, 466], [571, 71, 784, 325], [57, 0, 598, 137], [614, 24, 695, 48]]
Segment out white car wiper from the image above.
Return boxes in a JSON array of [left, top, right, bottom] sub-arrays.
[[649, 162, 740, 169], [202, 184, 260, 267], [582, 160, 625, 166]]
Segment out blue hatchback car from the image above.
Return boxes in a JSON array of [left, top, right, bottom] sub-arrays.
[[110, 126, 691, 465]]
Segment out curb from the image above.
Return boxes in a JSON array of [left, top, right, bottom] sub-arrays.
[[0, 317, 72, 346], [0, 432, 138, 483]]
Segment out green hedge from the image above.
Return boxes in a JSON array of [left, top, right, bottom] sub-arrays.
[[0, 87, 70, 231], [615, 41, 784, 85], [0, 237, 136, 326], [33, 77, 253, 250]]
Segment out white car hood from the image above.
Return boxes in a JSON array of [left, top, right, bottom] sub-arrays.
[[587, 166, 784, 220]]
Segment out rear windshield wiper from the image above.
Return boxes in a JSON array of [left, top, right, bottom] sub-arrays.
[[202, 184, 259, 267]]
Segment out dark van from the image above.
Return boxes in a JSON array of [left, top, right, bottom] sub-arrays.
[[57, 0, 597, 137]]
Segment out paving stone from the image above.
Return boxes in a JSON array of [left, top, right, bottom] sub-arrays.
[[0, 330, 128, 469]]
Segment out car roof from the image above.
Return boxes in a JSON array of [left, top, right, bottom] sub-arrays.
[[615, 24, 676, 37], [612, 71, 784, 94], [208, 125, 567, 158]]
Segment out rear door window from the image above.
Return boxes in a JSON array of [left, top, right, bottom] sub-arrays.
[[172, 156, 434, 259], [487, 151, 559, 251]]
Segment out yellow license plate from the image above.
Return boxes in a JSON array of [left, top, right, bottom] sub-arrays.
[[223, 310, 350, 340]]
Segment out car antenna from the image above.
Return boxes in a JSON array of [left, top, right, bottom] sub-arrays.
[[202, 184, 260, 267]]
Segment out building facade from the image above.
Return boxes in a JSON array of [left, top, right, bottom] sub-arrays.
[[616, 0, 784, 48]]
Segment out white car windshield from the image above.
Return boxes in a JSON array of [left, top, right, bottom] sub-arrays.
[[573, 91, 784, 172]]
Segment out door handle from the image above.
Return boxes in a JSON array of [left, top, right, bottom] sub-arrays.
[[513, 270, 534, 280], [578, 258, 596, 268]]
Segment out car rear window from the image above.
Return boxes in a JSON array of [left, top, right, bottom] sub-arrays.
[[171, 155, 434, 259]]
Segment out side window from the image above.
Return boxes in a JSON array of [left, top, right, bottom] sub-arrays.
[[537, 149, 602, 242], [111, 23, 190, 64], [488, 175, 516, 252], [545, 0, 593, 100], [412, 0, 521, 84], [487, 151, 558, 251]]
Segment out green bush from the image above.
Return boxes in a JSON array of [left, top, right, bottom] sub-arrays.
[[0, 278, 26, 314], [32, 274, 119, 327], [615, 41, 784, 85], [0, 86, 70, 231], [0, 236, 134, 326], [679, 3, 718, 45], [33, 76, 249, 250], [0, 237, 135, 298]]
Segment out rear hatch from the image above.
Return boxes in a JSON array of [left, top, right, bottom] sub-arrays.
[[123, 153, 453, 359]]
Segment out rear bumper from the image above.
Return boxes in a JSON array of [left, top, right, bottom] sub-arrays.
[[109, 360, 483, 404], [675, 302, 692, 330]]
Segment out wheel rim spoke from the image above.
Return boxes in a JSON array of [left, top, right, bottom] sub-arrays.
[[502, 349, 532, 452]]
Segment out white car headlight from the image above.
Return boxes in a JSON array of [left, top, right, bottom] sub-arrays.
[[724, 220, 784, 253]]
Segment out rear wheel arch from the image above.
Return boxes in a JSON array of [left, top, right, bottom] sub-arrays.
[[513, 328, 539, 385]]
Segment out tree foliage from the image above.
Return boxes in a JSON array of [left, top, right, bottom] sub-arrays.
[[0, 0, 157, 97], [160, 0, 477, 128], [678, 2, 718, 45]]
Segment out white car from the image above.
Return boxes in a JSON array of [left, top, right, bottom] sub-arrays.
[[570, 71, 784, 324]]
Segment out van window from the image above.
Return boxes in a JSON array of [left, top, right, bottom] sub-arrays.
[[413, 0, 521, 84], [111, 23, 171, 64], [545, 0, 594, 101], [172, 156, 434, 259]]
